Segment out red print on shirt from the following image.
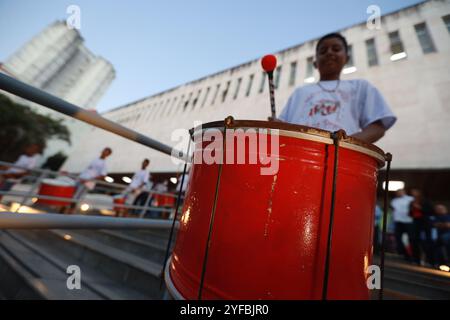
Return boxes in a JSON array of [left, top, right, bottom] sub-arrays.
[[308, 99, 341, 117]]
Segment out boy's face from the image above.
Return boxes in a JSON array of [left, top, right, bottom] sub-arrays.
[[314, 37, 349, 78], [101, 148, 112, 158]]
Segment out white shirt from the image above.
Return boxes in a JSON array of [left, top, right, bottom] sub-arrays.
[[153, 182, 168, 193], [279, 79, 396, 135], [7, 154, 41, 174], [79, 158, 107, 180], [128, 169, 150, 190], [391, 195, 414, 223]]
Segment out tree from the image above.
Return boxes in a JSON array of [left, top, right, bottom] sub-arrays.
[[0, 93, 71, 162]]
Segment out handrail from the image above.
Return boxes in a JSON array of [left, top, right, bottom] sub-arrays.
[[0, 190, 173, 212], [0, 73, 184, 230], [0, 159, 177, 198], [0, 213, 178, 230], [0, 73, 187, 160]]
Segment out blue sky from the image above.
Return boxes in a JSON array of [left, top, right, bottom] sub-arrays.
[[0, 0, 424, 112]]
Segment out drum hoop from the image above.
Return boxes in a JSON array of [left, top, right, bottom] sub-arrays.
[[42, 178, 75, 187], [192, 120, 386, 166], [164, 256, 186, 300]]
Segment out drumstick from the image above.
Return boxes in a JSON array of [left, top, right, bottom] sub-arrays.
[[261, 54, 277, 119]]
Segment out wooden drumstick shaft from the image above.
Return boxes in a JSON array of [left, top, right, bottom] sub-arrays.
[[267, 71, 276, 119]]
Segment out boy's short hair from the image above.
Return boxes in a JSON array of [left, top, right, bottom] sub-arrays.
[[316, 33, 349, 54]]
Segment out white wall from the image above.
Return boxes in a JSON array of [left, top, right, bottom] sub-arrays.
[[61, 0, 450, 173]]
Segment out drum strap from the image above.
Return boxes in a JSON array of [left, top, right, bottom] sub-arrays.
[[160, 136, 192, 290], [379, 153, 393, 300]]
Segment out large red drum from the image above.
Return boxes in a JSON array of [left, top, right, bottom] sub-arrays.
[[37, 178, 76, 206], [165, 120, 386, 300]]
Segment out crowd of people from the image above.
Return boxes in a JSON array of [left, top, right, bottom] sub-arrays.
[[375, 189, 450, 268], [0, 145, 188, 218]]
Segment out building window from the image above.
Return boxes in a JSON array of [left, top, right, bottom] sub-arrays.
[[192, 89, 201, 108], [178, 95, 185, 110], [274, 66, 282, 89], [289, 61, 297, 86], [346, 45, 354, 66], [201, 87, 210, 107], [246, 74, 254, 97], [167, 97, 176, 115], [388, 31, 407, 61], [158, 101, 165, 117], [365, 38, 379, 67], [184, 92, 192, 110], [342, 45, 357, 74], [304, 56, 315, 83], [443, 14, 450, 33], [171, 97, 178, 107], [222, 81, 231, 102], [414, 22, 436, 54], [211, 84, 220, 105], [259, 72, 266, 93], [233, 78, 242, 100]]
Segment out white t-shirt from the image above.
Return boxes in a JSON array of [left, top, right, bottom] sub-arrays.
[[128, 169, 150, 190], [153, 182, 168, 193], [7, 154, 41, 174], [391, 195, 414, 223], [279, 79, 397, 135], [79, 158, 107, 180]]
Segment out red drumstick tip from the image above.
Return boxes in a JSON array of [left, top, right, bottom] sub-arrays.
[[261, 54, 277, 72]]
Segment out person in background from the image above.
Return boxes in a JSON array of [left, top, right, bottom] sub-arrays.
[[391, 189, 414, 261], [66, 147, 112, 214], [124, 158, 151, 204], [373, 204, 383, 254], [409, 188, 434, 266], [0, 143, 45, 201], [433, 204, 450, 266]]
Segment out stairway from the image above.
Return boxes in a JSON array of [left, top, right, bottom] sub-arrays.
[[0, 228, 174, 299], [1, 229, 449, 300]]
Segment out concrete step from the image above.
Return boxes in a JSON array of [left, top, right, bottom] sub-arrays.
[[6, 230, 157, 300], [0, 231, 102, 299], [118, 228, 175, 248], [70, 229, 172, 265], [10, 229, 166, 299]]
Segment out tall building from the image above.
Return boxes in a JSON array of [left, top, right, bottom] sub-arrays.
[[1, 20, 115, 157], [62, 0, 449, 200]]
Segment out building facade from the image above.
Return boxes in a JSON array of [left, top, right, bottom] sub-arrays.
[[1, 20, 115, 157], [63, 0, 450, 198]]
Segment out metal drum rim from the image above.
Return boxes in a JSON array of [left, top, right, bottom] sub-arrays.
[[191, 119, 386, 166]]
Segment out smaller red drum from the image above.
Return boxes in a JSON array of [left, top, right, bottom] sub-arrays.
[[154, 194, 176, 207], [37, 179, 76, 206], [113, 196, 126, 211]]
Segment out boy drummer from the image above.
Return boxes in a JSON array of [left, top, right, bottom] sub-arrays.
[[278, 33, 396, 143]]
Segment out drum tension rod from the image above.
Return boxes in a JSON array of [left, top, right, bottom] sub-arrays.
[[160, 136, 192, 290], [322, 129, 347, 300], [198, 118, 231, 300], [379, 152, 392, 300]]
